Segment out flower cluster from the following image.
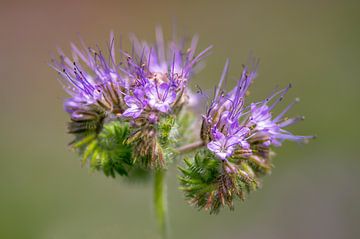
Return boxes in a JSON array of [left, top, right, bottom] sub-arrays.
[[52, 29, 313, 214], [52, 29, 211, 169], [180, 60, 314, 213], [202, 61, 312, 162]]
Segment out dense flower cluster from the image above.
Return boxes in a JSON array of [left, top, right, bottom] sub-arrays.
[[52, 29, 312, 214], [181, 60, 314, 213], [201, 61, 313, 162], [52, 29, 211, 168], [52, 29, 211, 123]]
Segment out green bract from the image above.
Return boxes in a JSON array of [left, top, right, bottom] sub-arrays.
[[71, 120, 132, 177], [178, 149, 261, 214]]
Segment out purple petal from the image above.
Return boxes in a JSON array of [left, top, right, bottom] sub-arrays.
[[164, 89, 176, 104], [133, 88, 145, 99], [158, 82, 170, 94], [212, 129, 226, 141], [226, 136, 240, 147], [155, 103, 170, 113], [123, 107, 142, 118], [239, 141, 250, 149], [216, 152, 228, 160], [207, 141, 221, 153]]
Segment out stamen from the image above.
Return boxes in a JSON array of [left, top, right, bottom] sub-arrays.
[[268, 83, 292, 111], [274, 97, 300, 122]]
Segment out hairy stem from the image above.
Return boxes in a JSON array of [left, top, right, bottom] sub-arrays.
[[175, 140, 205, 154], [154, 169, 167, 238]]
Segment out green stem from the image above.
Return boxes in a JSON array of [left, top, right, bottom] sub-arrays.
[[175, 140, 205, 155], [154, 169, 167, 238]]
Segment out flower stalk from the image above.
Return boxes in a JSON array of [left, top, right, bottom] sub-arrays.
[[154, 169, 167, 238], [175, 140, 205, 154]]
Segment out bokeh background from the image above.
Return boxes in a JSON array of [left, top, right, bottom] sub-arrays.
[[1, 0, 359, 238]]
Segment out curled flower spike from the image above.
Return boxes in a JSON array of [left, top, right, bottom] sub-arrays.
[[52, 29, 211, 173], [179, 59, 314, 213]]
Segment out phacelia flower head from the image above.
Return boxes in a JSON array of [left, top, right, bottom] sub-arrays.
[[52, 29, 212, 171], [180, 59, 314, 213], [201, 60, 313, 163]]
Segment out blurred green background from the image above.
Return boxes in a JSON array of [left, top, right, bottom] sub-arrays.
[[1, 0, 359, 238]]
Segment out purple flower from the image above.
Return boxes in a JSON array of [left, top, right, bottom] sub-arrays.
[[207, 123, 251, 160], [146, 82, 177, 113], [228, 123, 250, 149], [123, 89, 147, 118], [121, 81, 177, 120], [207, 129, 239, 160]]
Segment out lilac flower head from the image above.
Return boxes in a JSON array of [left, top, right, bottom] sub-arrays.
[[180, 56, 313, 214], [202, 59, 313, 161]]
